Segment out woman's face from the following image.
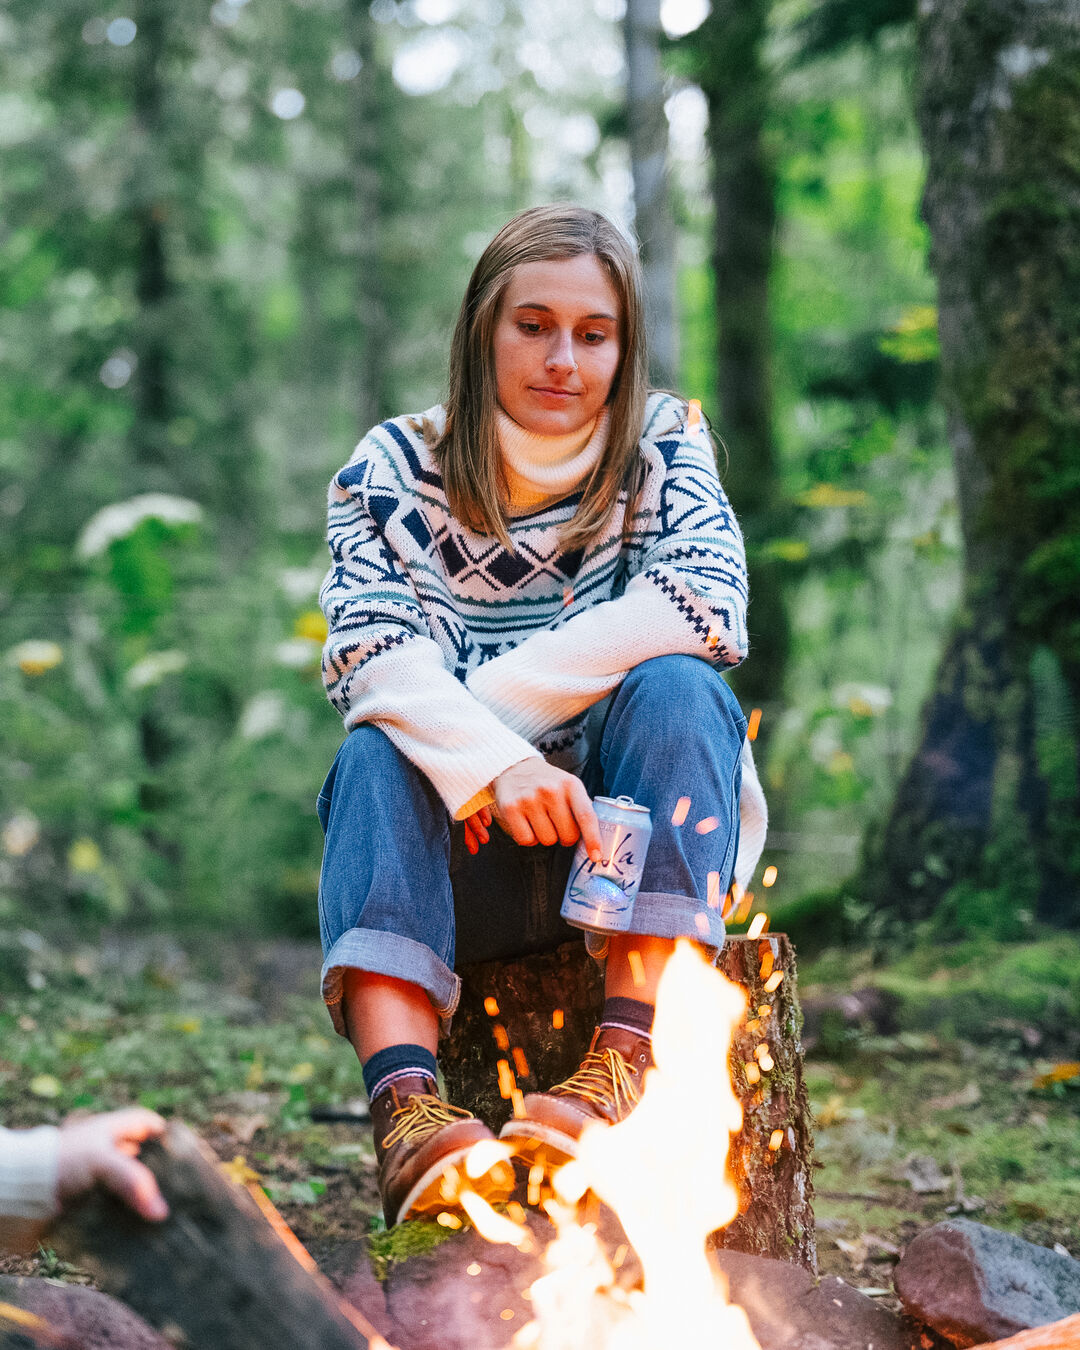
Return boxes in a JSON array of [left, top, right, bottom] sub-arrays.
[[492, 253, 622, 437]]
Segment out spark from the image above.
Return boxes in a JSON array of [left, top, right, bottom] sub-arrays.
[[627, 949, 646, 988], [762, 865, 778, 888], [512, 1046, 530, 1078], [552, 1008, 564, 1030], [707, 871, 721, 908], [768, 1130, 784, 1151], [758, 949, 774, 980], [746, 913, 767, 940], [687, 398, 702, 429], [695, 816, 719, 835], [485, 996, 500, 1017], [763, 971, 784, 993], [747, 708, 762, 742], [497, 1059, 516, 1099], [671, 795, 692, 826], [494, 1024, 510, 1050], [459, 1190, 528, 1248]]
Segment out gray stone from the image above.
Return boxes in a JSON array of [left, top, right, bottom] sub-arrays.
[[326, 1226, 919, 1350], [894, 1218, 1080, 1345], [0, 1275, 170, 1350], [712, 1249, 916, 1350]]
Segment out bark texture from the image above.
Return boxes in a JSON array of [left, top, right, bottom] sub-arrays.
[[624, 0, 680, 389], [863, 0, 1080, 925], [49, 1123, 374, 1350], [685, 5, 791, 719], [443, 936, 815, 1269]]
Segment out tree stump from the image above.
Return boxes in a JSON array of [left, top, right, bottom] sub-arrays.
[[49, 1122, 378, 1350], [443, 934, 815, 1270], [713, 934, 816, 1270], [441, 940, 604, 1131]]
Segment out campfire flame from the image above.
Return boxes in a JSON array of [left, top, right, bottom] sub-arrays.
[[509, 940, 761, 1350]]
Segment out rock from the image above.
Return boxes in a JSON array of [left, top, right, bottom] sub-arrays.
[[712, 1249, 915, 1350], [324, 1227, 916, 1350], [894, 1218, 1080, 1345], [902, 1154, 950, 1194], [801, 986, 901, 1054], [0, 1275, 170, 1350]]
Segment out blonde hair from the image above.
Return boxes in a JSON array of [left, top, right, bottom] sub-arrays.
[[434, 204, 650, 553]]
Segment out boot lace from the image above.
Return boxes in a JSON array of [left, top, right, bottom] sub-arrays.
[[550, 1049, 640, 1120], [381, 1093, 474, 1150]]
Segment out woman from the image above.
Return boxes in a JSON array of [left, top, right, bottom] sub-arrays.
[[317, 204, 766, 1226]]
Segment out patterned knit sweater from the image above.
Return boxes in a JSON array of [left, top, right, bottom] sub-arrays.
[[320, 392, 767, 888]]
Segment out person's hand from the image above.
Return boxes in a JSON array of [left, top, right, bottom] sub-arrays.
[[56, 1108, 169, 1221], [492, 760, 602, 859], [463, 804, 493, 855]]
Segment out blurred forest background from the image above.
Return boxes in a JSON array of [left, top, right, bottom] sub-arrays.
[[1, 0, 1077, 956]]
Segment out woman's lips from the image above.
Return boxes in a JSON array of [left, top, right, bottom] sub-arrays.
[[530, 386, 579, 399]]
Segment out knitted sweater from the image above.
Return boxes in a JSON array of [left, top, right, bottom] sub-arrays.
[[0, 1125, 58, 1250], [320, 392, 767, 888]]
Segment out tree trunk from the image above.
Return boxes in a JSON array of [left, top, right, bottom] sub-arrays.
[[624, 0, 680, 390], [347, 0, 390, 431], [442, 936, 815, 1269], [863, 0, 1080, 925], [686, 4, 791, 722], [130, 0, 172, 484], [49, 1123, 376, 1350]]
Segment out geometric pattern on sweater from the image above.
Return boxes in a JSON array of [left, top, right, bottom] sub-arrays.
[[320, 391, 749, 810]]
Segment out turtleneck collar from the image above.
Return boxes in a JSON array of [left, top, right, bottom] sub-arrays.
[[496, 407, 610, 516]]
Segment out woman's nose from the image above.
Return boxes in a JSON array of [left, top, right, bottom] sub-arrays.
[[545, 329, 577, 373]]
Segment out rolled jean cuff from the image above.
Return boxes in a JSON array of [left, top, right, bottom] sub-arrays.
[[583, 891, 726, 965], [321, 928, 462, 1038]]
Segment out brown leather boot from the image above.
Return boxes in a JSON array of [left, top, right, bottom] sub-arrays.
[[370, 1075, 515, 1226], [499, 1025, 654, 1173]]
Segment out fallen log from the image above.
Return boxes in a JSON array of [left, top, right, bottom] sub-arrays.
[[49, 1122, 383, 1350], [971, 1313, 1080, 1350], [442, 933, 815, 1269]]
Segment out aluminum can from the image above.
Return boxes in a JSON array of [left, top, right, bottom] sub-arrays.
[[561, 794, 652, 933]]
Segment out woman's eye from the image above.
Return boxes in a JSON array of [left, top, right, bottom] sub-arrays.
[[583, 331, 607, 344], [518, 321, 543, 334]]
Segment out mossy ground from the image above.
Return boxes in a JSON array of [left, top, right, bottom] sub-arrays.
[[1, 923, 1077, 1296]]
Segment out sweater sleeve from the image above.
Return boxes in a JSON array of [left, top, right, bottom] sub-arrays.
[[465, 407, 748, 742], [320, 453, 540, 819], [0, 1125, 59, 1252]]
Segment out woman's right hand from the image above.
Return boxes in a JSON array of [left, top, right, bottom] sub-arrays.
[[492, 760, 602, 860]]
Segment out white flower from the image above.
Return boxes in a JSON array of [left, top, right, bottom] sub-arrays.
[[2, 812, 40, 857], [77, 493, 203, 559], [125, 650, 188, 690], [278, 566, 324, 604], [832, 682, 894, 717], [8, 640, 63, 676], [274, 638, 321, 669], [239, 691, 286, 740]]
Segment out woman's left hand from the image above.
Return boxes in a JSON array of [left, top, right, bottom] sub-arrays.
[[464, 805, 493, 855]]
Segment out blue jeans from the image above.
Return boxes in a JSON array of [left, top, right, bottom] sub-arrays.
[[317, 655, 747, 1036]]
